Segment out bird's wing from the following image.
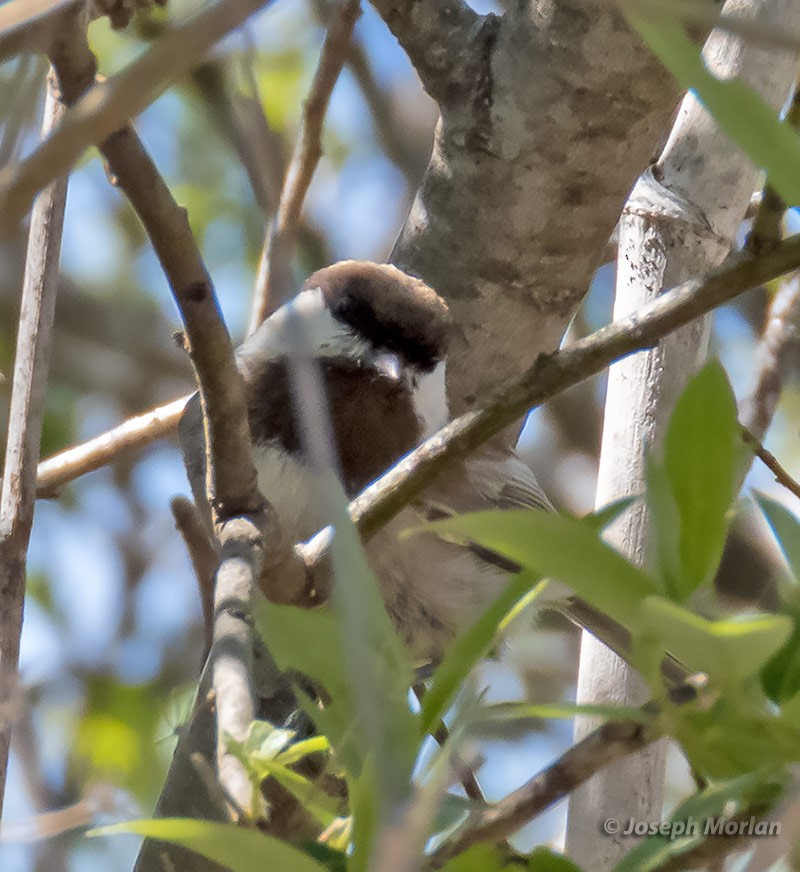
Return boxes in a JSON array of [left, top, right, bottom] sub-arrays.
[[424, 447, 554, 516]]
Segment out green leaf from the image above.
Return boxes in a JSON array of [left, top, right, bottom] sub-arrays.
[[422, 572, 548, 735], [422, 511, 658, 630], [756, 493, 800, 583], [527, 847, 584, 871], [275, 736, 331, 766], [662, 361, 739, 598], [580, 496, 638, 534], [625, 6, 800, 205], [472, 701, 650, 727], [640, 597, 792, 682], [645, 453, 681, 596], [761, 611, 800, 703], [88, 819, 327, 872], [440, 844, 507, 872]]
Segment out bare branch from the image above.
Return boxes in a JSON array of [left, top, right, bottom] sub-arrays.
[[172, 496, 218, 655], [0, 0, 76, 62], [249, 0, 361, 329], [35, 395, 189, 497], [0, 73, 67, 821], [0, 0, 274, 233], [46, 8, 271, 818], [742, 427, 800, 502], [740, 277, 800, 441], [428, 679, 705, 868]]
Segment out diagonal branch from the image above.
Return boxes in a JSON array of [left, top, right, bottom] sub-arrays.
[[31, 234, 800, 550], [34, 395, 190, 497], [249, 0, 361, 329], [427, 679, 705, 868], [0, 0, 274, 233]]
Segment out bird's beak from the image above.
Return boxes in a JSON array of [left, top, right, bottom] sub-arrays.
[[374, 351, 403, 381]]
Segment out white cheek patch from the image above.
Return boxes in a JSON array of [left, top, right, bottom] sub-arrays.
[[413, 360, 448, 438], [237, 288, 368, 363]]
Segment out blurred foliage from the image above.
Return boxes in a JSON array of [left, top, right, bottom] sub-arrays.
[[72, 678, 173, 805]]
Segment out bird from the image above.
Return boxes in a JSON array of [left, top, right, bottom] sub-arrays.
[[179, 260, 651, 673]]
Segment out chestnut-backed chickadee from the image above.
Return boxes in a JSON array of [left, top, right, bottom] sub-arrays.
[[179, 261, 634, 668]]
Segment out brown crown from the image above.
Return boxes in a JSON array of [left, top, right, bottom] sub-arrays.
[[302, 260, 452, 372]]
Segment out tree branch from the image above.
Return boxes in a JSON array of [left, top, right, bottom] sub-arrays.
[[740, 276, 800, 442], [741, 427, 800, 502], [249, 0, 361, 329], [0, 0, 274, 233], [428, 679, 705, 868], [34, 395, 189, 497], [368, 0, 480, 105], [0, 73, 67, 821], [46, 6, 272, 820]]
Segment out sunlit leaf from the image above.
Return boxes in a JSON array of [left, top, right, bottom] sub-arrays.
[[472, 700, 650, 728], [422, 572, 547, 735], [422, 511, 658, 630], [640, 596, 792, 682], [89, 818, 328, 872], [662, 361, 739, 598]]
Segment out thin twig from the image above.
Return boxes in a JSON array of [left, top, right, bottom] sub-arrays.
[[739, 276, 800, 442], [0, 0, 275, 233], [171, 496, 218, 656], [310, 0, 420, 184], [413, 684, 485, 804], [249, 0, 361, 329], [428, 679, 705, 868], [0, 72, 67, 821], [741, 427, 800, 501], [34, 394, 189, 497]]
